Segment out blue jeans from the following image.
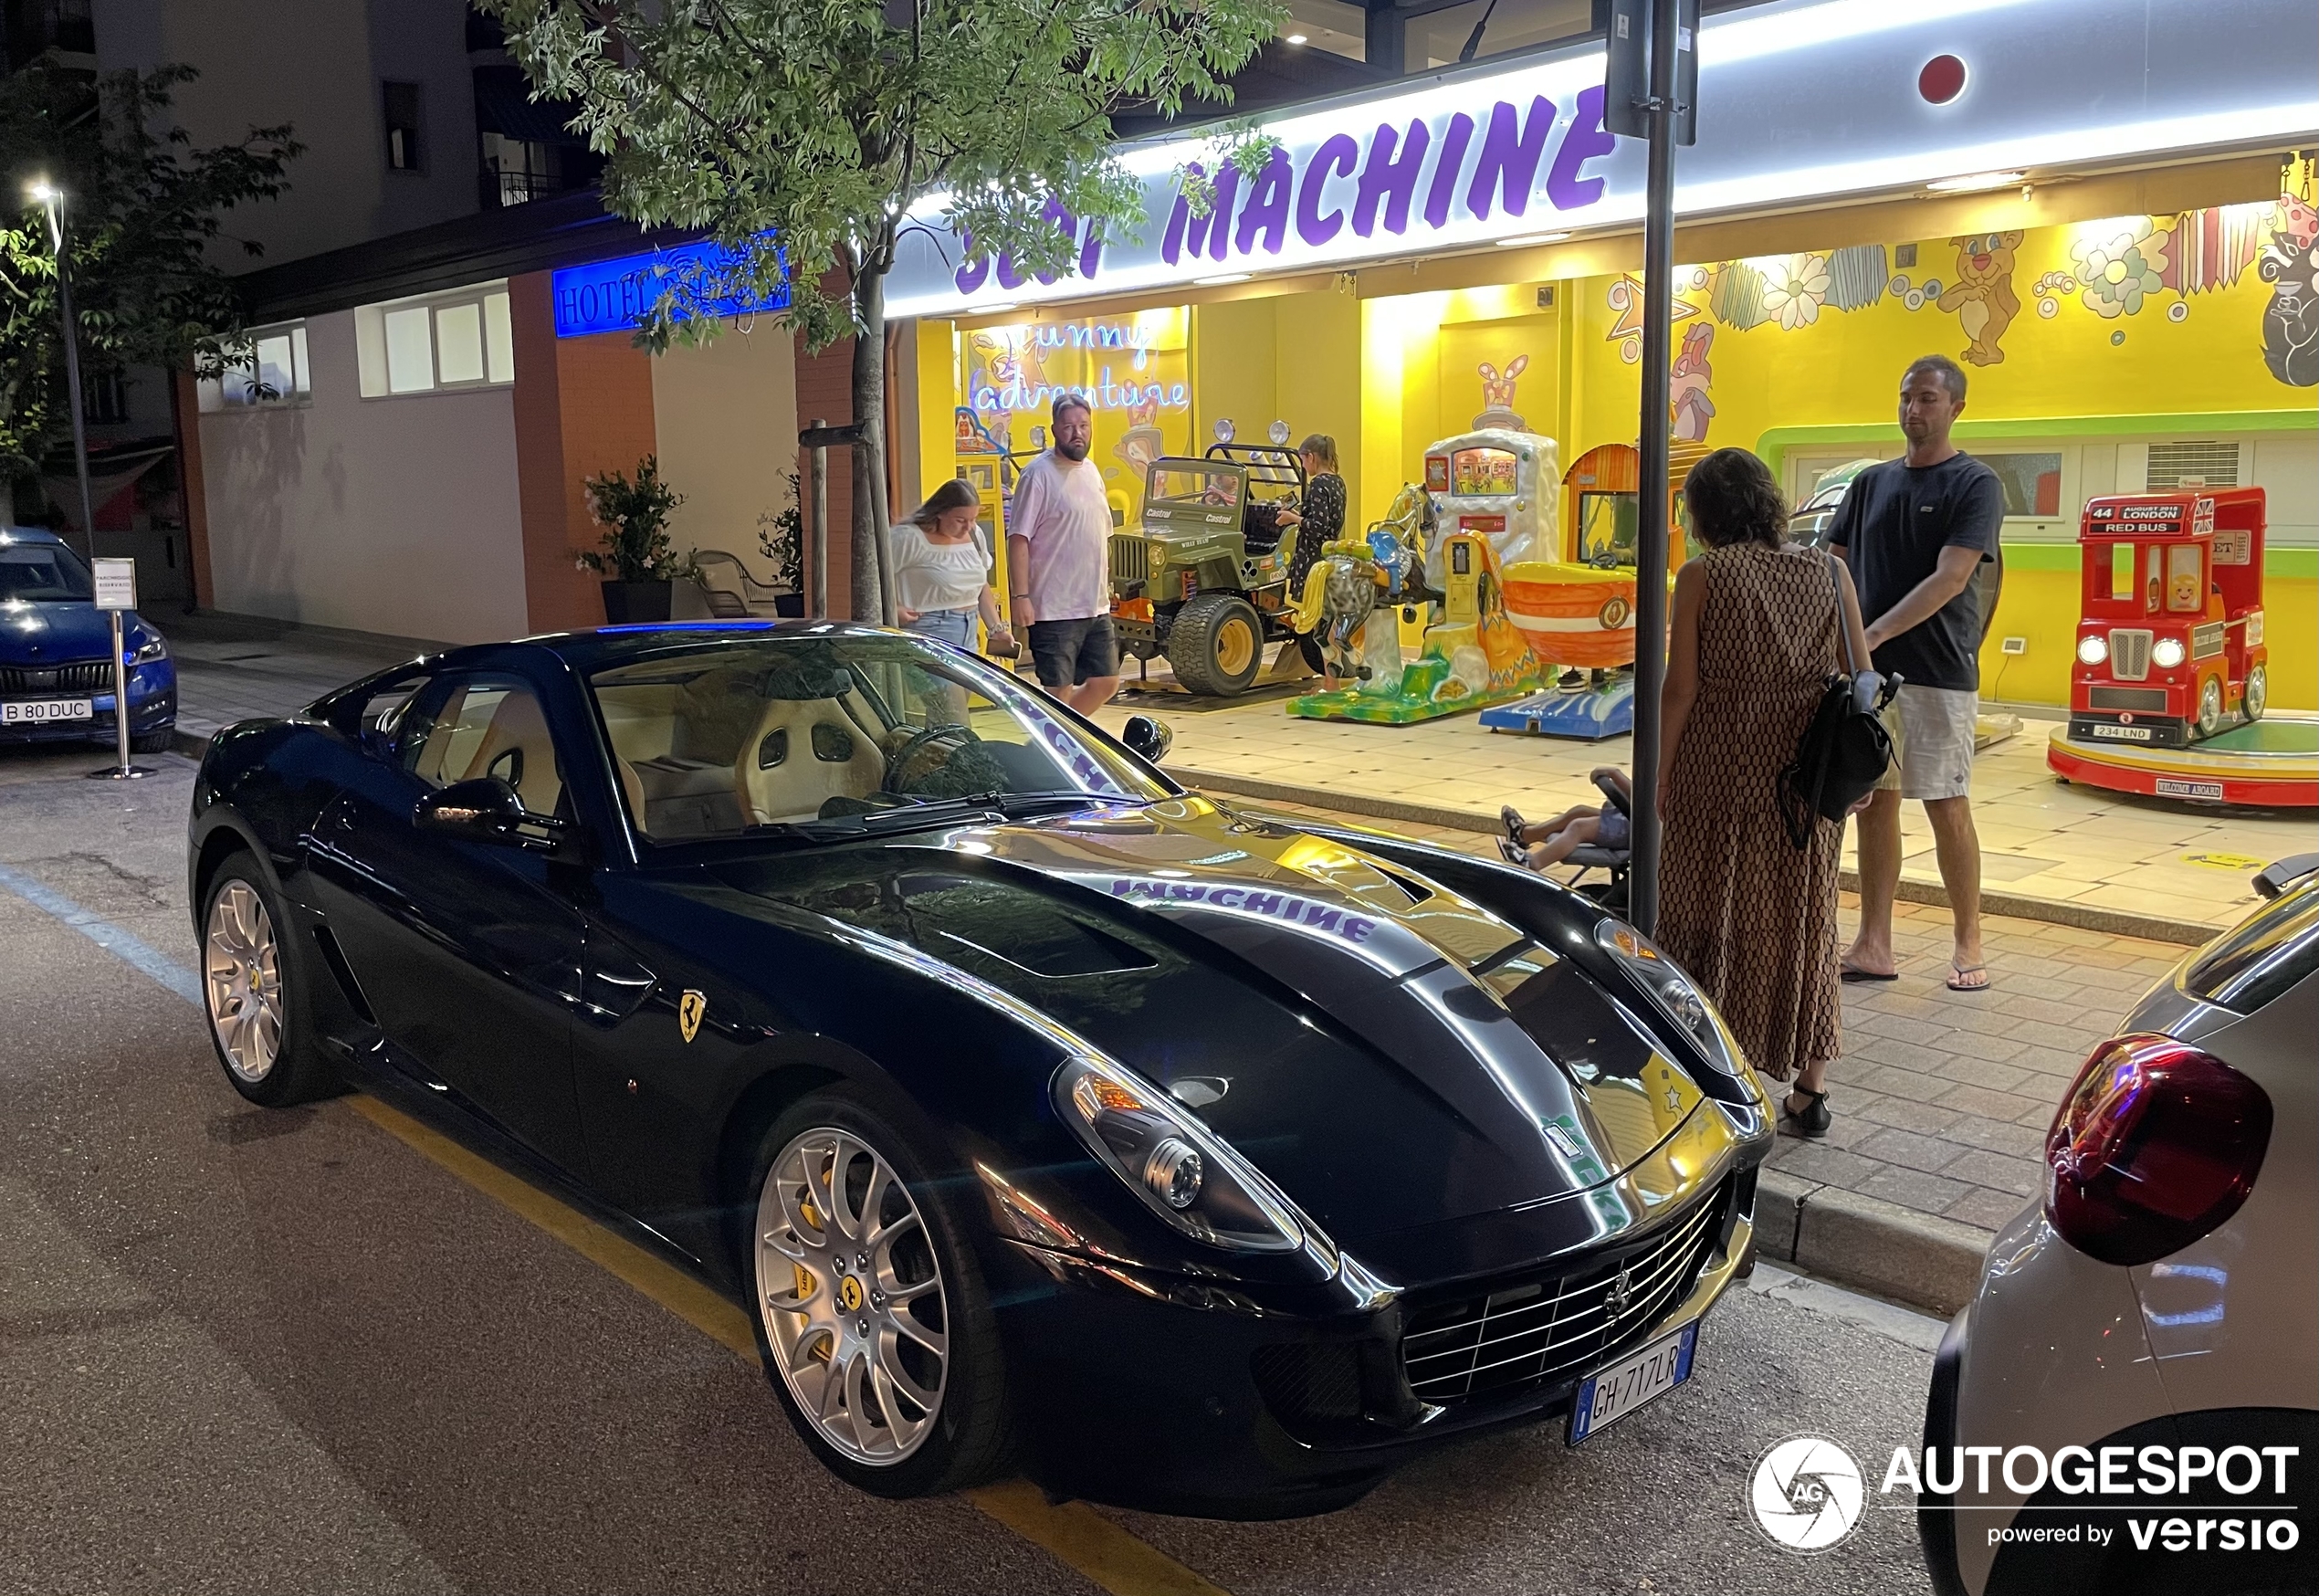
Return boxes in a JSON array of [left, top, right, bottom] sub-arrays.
[[907, 608, 977, 651]]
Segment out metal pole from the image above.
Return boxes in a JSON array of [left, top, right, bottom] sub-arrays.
[[807, 417, 829, 619], [47, 196, 100, 567], [109, 608, 131, 774], [1626, 0, 1680, 935]]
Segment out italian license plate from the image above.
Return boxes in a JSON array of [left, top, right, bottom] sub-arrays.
[[2091, 722, 2153, 741], [1568, 1320, 1699, 1444], [2, 698, 92, 725]]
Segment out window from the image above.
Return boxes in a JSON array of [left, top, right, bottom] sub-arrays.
[[383, 80, 424, 172], [403, 676, 564, 816], [355, 281, 516, 397], [195, 321, 311, 412], [83, 369, 130, 425], [1976, 452, 2062, 519], [0, 539, 91, 600]]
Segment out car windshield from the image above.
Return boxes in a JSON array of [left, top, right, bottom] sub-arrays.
[[0, 541, 92, 601], [587, 632, 1171, 845], [1149, 467, 1242, 509]]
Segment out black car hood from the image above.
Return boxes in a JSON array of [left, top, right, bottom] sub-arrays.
[[712, 795, 1731, 1275]]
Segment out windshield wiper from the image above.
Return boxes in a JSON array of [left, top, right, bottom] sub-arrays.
[[763, 790, 1108, 842]]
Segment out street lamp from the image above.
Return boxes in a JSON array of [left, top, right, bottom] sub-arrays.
[[27, 177, 100, 566]]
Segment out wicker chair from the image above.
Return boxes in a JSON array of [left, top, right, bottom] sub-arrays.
[[691, 550, 798, 618]]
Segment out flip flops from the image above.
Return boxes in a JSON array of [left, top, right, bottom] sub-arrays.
[[1840, 964, 1899, 983], [1946, 964, 1991, 992]]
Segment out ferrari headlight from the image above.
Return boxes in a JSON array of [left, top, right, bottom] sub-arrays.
[[2077, 635, 2108, 666], [2151, 636, 2186, 669], [1055, 1055, 1306, 1252], [1594, 919, 1747, 1077]]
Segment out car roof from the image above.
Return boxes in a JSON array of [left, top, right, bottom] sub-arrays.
[[0, 525, 67, 548], [425, 620, 907, 677]]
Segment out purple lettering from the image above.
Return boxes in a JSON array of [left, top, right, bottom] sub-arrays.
[[1302, 905, 1344, 934], [1423, 113, 1476, 230], [1235, 147, 1295, 257], [1164, 884, 1209, 901], [1110, 878, 1135, 896], [1544, 84, 1616, 213], [1160, 164, 1201, 266], [1344, 917, 1377, 943], [1467, 96, 1557, 221], [1211, 887, 1246, 908], [1296, 132, 1359, 247], [1204, 163, 1243, 262], [1353, 120, 1431, 237], [1078, 216, 1104, 278], [995, 250, 1029, 290], [1243, 891, 1285, 917], [1035, 196, 1076, 286]]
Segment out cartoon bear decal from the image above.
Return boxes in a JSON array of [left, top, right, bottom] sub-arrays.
[[2259, 226, 2319, 387], [1936, 231, 2024, 366]]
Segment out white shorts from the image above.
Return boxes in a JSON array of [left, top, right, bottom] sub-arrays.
[[1876, 684, 1978, 801]]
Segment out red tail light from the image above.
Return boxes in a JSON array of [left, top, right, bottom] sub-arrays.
[[2045, 1034, 2272, 1266]]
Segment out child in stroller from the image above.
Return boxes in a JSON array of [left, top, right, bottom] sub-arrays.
[[1497, 767, 1632, 887]]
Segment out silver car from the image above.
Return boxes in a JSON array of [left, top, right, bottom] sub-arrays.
[[1922, 856, 2318, 1596]]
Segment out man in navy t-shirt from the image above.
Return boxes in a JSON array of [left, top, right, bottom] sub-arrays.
[[1828, 355, 2003, 993]]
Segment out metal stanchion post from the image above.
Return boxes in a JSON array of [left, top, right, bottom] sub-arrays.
[[89, 556, 151, 781], [806, 416, 829, 619]]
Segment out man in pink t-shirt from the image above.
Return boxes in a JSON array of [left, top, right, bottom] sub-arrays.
[[1006, 394, 1119, 712]]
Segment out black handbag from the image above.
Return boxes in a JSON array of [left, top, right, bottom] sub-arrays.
[[1776, 555, 1900, 849]]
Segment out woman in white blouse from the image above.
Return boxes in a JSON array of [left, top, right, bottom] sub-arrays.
[[889, 478, 1014, 656]]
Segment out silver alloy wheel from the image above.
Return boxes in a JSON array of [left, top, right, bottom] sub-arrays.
[[2245, 665, 2267, 720], [204, 881, 283, 1083], [755, 1126, 950, 1465], [2198, 677, 2224, 737]]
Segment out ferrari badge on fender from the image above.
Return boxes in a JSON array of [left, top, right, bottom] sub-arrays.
[[677, 990, 707, 1044]]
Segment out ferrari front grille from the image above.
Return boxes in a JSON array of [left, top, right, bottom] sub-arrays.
[[1400, 1181, 1727, 1408], [1109, 535, 1149, 586], [0, 659, 110, 693], [2108, 629, 2153, 680]]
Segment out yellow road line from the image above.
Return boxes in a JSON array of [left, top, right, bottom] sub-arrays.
[[342, 1094, 1233, 1596]]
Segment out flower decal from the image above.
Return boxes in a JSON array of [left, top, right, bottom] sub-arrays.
[[1761, 253, 1832, 330], [2072, 221, 2170, 318]]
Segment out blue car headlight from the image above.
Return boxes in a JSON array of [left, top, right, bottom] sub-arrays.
[[1053, 1055, 1314, 1253], [128, 633, 168, 665], [1594, 918, 1748, 1077]]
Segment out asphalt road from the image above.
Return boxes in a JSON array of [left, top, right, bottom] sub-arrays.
[[0, 744, 1944, 1596]]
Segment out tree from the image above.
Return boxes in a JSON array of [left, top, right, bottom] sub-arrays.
[[0, 63, 299, 491], [482, 0, 1284, 624]]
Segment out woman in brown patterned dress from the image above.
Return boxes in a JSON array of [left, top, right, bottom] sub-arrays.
[[1655, 448, 1872, 1138]]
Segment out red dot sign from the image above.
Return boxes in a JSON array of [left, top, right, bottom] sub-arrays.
[[1919, 55, 1967, 104]]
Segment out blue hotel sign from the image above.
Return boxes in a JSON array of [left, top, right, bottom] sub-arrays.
[[552, 239, 788, 339]]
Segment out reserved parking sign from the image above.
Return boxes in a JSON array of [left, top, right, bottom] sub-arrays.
[[91, 556, 136, 611]]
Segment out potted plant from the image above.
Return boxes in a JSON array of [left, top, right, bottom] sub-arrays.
[[756, 470, 807, 618], [578, 456, 696, 623]]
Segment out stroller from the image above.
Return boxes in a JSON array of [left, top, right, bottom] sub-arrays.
[[1558, 768, 1633, 915]]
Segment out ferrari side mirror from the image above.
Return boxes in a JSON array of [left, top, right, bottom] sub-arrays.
[[1120, 714, 1173, 766], [414, 776, 567, 849]]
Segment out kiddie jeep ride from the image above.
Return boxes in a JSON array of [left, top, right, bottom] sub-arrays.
[[1107, 443, 1313, 696], [2066, 488, 2268, 748]]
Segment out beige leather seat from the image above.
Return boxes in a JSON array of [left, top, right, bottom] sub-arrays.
[[458, 688, 565, 817], [735, 697, 886, 824]]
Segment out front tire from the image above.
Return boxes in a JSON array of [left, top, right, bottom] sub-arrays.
[[1167, 593, 1264, 697], [200, 859, 336, 1107], [748, 1092, 1013, 1496], [2196, 676, 2225, 740], [2242, 664, 2267, 722]]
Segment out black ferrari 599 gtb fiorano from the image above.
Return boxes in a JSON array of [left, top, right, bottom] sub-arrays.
[[188, 621, 1772, 1517]]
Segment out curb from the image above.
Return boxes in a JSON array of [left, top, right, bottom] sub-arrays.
[[1755, 1169, 1993, 1319], [171, 727, 216, 761], [1169, 764, 2221, 948]]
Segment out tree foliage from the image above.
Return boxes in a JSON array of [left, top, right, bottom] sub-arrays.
[[482, 0, 1284, 621], [0, 64, 299, 480]]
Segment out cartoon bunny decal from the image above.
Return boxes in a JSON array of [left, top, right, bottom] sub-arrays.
[[1473, 354, 1530, 430], [1936, 232, 2024, 366]]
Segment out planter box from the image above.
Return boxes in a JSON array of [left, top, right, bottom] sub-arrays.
[[601, 580, 674, 625]]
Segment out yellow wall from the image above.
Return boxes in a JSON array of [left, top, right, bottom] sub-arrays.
[[915, 318, 956, 508]]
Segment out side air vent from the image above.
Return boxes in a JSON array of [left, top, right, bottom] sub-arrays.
[[310, 924, 377, 1024]]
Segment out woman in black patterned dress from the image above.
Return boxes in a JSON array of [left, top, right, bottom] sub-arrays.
[[1277, 434, 1346, 602], [1655, 448, 1872, 1139]]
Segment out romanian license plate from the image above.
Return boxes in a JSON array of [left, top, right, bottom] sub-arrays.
[[1, 698, 92, 725], [2090, 722, 2154, 741], [1568, 1320, 1699, 1444]]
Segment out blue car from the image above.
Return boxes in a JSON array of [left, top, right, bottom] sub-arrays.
[[0, 526, 176, 751]]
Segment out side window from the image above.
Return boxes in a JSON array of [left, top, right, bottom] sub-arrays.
[[400, 674, 567, 817]]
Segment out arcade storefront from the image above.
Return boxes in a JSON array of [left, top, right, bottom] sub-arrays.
[[881, 0, 2314, 770]]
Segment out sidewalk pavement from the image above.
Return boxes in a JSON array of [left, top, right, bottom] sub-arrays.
[[1089, 687, 2308, 940], [151, 614, 2190, 1316]]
